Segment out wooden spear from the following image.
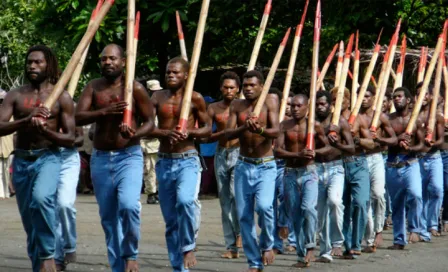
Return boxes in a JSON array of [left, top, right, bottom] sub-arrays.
[[348, 30, 383, 125], [404, 31, 445, 136], [417, 46, 427, 83], [122, 0, 136, 126], [279, 0, 309, 122], [329, 34, 354, 134], [370, 19, 402, 131], [392, 35, 407, 91], [66, 0, 103, 98], [371, 75, 378, 88], [305, 0, 321, 150], [351, 30, 360, 109], [176, 11, 188, 61], [316, 43, 338, 90], [334, 41, 344, 87], [444, 47, 448, 124], [252, 28, 291, 116], [372, 46, 391, 111], [43, 0, 115, 109], [177, 0, 211, 132]]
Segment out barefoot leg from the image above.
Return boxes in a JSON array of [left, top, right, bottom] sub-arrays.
[[40, 259, 57, 272], [409, 232, 420, 243], [374, 232, 383, 247], [330, 247, 343, 257], [262, 250, 275, 266], [183, 251, 197, 270], [125, 260, 139, 272]]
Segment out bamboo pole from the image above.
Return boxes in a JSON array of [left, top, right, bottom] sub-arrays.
[[444, 55, 448, 123], [351, 30, 360, 109], [417, 46, 427, 83], [390, 35, 406, 113], [66, 0, 103, 98], [176, 11, 188, 61], [279, 0, 309, 122], [334, 41, 344, 87], [330, 34, 354, 130], [390, 69, 397, 80], [348, 31, 383, 125], [370, 19, 402, 131], [122, 0, 136, 126], [405, 33, 445, 135], [316, 43, 338, 90], [372, 46, 390, 111], [177, 0, 211, 132], [252, 28, 291, 116], [43, 0, 115, 109], [371, 75, 378, 88], [305, 0, 321, 150]]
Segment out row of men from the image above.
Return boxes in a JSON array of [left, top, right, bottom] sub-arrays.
[[0, 42, 445, 272]]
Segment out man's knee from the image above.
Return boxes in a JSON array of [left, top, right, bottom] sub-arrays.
[[255, 200, 273, 215], [327, 196, 343, 209]]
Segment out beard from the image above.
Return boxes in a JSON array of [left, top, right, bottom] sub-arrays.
[[101, 68, 122, 80], [316, 109, 330, 120], [26, 71, 47, 84]]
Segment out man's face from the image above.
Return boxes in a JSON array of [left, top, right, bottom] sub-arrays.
[[165, 62, 187, 90], [393, 90, 410, 111], [382, 96, 390, 113], [220, 79, 239, 101], [316, 96, 331, 119], [342, 93, 350, 111], [100, 46, 125, 79], [242, 77, 263, 100], [285, 97, 292, 117], [291, 96, 308, 120], [417, 87, 432, 106], [361, 91, 375, 109], [26, 51, 48, 84]]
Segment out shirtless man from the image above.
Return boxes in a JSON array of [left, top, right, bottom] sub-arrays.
[[358, 87, 397, 252], [225, 70, 279, 272], [76, 44, 154, 272], [0, 45, 75, 272], [387, 87, 424, 249], [149, 57, 211, 271], [206, 71, 242, 258], [382, 88, 393, 229], [275, 93, 330, 268], [415, 83, 444, 241], [440, 86, 448, 232], [314, 90, 355, 262]]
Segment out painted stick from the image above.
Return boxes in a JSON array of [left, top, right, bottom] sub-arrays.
[[351, 30, 360, 109], [334, 41, 344, 87], [370, 19, 402, 131], [347, 70, 360, 88], [66, 0, 103, 98], [372, 46, 390, 111], [252, 28, 291, 116], [348, 30, 383, 125], [316, 43, 338, 90], [133, 12, 140, 58], [177, 0, 211, 132], [405, 33, 444, 135], [417, 46, 427, 83], [176, 11, 188, 61], [393, 35, 406, 91], [279, 0, 309, 122], [444, 54, 448, 123], [43, 0, 115, 109], [371, 75, 378, 88], [305, 0, 321, 150], [122, 0, 136, 126], [390, 69, 397, 80], [330, 34, 354, 131]]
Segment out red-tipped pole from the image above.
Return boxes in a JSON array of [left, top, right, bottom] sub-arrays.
[[417, 46, 427, 83], [316, 43, 338, 90], [335, 41, 344, 87], [351, 30, 360, 109], [443, 19, 448, 124], [306, 0, 321, 150], [176, 11, 188, 61]]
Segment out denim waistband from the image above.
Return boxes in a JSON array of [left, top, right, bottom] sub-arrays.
[[343, 154, 366, 163], [93, 145, 141, 156], [366, 152, 383, 158], [238, 155, 275, 165], [158, 149, 198, 159], [59, 147, 78, 153], [417, 150, 441, 159], [316, 159, 343, 168], [441, 150, 448, 155], [386, 159, 418, 168], [216, 146, 240, 152], [15, 148, 58, 161], [285, 164, 317, 172]]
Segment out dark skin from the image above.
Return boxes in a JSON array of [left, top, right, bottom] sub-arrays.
[[274, 95, 330, 267], [0, 50, 75, 272], [76, 44, 154, 154], [415, 89, 444, 151], [205, 78, 240, 148]]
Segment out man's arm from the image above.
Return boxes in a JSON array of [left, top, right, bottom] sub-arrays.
[[315, 122, 332, 157], [188, 92, 211, 138], [261, 97, 280, 138], [408, 120, 425, 152], [199, 104, 222, 143], [225, 100, 247, 140], [357, 118, 376, 150], [334, 118, 355, 154], [131, 82, 154, 138], [147, 92, 184, 141], [431, 114, 445, 148], [375, 113, 397, 146], [74, 127, 84, 147]]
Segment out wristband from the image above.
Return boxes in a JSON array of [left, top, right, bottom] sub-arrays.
[[258, 127, 264, 135]]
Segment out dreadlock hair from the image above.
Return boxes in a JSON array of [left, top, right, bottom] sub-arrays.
[[25, 45, 60, 84], [220, 71, 241, 87]]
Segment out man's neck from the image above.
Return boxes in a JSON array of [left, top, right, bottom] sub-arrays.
[[168, 86, 185, 96], [396, 107, 409, 117], [30, 80, 52, 93], [222, 98, 233, 107], [104, 74, 123, 87]]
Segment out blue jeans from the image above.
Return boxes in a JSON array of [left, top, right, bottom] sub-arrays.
[[419, 151, 444, 241], [55, 147, 80, 264], [383, 154, 392, 218], [284, 166, 318, 263], [316, 160, 345, 261], [13, 149, 61, 272], [214, 146, 240, 252], [386, 154, 422, 245], [156, 150, 201, 272], [342, 155, 369, 252], [235, 157, 276, 270], [91, 145, 143, 272], [441, 150, 448, 223]]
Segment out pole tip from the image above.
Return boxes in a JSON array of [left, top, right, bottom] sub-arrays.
[[281, 27, 291, 46], [134, 11, 140, 39], [346, 33, 354, 54], [264, 0, 272, 14]]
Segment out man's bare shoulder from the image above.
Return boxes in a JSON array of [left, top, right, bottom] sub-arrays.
[[280, 118, 296, 131]]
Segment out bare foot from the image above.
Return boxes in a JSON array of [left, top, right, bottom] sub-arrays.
[[183, 251, 197, 270], [315, 257, 331, 263], [342, 251, 356, 260], [273, 248, 283, 255], [236, 235, 243, 248], [444, 223, 448, 233], [350, 250, 361, 255], [292, 261, 311, 268], [374, 232, 383, 247], [383, 224, 390, 231], [386, 215, 393, 226], [361, 246, 376, 253], [55, 264, 65, 272], [40, 259, 57, 272], [304, 248, 315, 263], [245, 269, 262, 272], [262, 250, 275, 266], [430, 229, 441, 237], [409, 232, 420, 243], [64, 252, 77, 264], [387, 244, 405, 250], [286, 245, 296, 252], [330, 247, 343, 257], [125, 260, 139, 272], [221, 251, 239, 259]]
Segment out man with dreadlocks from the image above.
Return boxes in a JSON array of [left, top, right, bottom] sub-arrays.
[[0, 45, 76, 272]]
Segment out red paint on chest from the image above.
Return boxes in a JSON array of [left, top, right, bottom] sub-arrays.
[[216, 112, 229, 123], [238, 112, 267, 123], [22, 98, 42, 109], [287, 131, 299, 142], [161, 104, 179, 117]]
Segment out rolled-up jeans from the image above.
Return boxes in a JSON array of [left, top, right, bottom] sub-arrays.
[[441, 150, 448, 224], [235, 156, 276, 270], [383, 153, 392, 218], [214, 146, 240, 253], [419, 151, 443, 241], [13, 148, 61, 272], [284, 165, 318, 263], [364, 153, 386, 246], [156, 150, 201, 272], [386, 154, 422, 246], [316, 160, 344, 261], [55, 147, 80, 264], [342, 155, 369, 252], [91, 145, 143, 272]]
